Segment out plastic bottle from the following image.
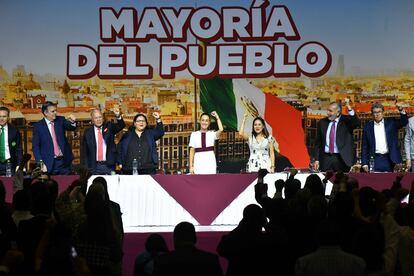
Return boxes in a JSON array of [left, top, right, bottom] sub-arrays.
[[5, 160, 12, 177], [369, 156, 375, 173], [132, 158, 138, 175], [39, 159, 45, 172]]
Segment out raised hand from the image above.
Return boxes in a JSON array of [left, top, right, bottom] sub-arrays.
[[344, 97, 350, 105], [210, 111, 219, 119], [152, 112, 160, 119], [113, 107, 121, 118], [67, 114, 76, 123]]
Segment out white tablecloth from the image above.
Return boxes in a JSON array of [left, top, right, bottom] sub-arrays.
[[87, 173, 331, 228]]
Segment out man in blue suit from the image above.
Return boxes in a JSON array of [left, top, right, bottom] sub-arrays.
[[0, 106, 22, 175], [362, 102, 408, 172], [81, 108, 125, 175], [32, 101, 77, 175]]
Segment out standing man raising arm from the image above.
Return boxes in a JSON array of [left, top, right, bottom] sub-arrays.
[[81, 108, 125, 175], [313, 99, 360, 172], [362, 102, 408, 172], [32, 101, 77, 175]]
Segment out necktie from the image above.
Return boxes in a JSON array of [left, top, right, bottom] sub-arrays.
[[50, 122, 60, 156], [97, 127, 103, 161], [0, 126, 5, 162], [329, 121, 336, 153]]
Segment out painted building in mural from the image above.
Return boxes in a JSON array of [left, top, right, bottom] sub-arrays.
[[1, 63, 414, 172]]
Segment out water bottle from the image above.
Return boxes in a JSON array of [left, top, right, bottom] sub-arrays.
[[369, 156, 375, 172], [39, 159, 45, 172], [309, 158, 315, 173], [132, 158, 138, 175], [5, 160, 12, 177]]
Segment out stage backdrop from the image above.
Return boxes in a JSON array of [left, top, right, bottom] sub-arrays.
[[1, 0, 414, 172]]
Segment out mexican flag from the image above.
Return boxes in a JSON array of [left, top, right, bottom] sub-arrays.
[[200, 77, 309, 168]]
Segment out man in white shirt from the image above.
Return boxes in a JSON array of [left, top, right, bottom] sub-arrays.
[[362, 102, 408, 172], [313, 99, 360, 172], [0, 107, 22, 175], [32, 102, 77, 175], [80, 108, 125, 175]]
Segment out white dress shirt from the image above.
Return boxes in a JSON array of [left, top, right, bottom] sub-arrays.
[[325, 117, 340, 153], [94, 126, 107, 161], [323, 110, 355, 154], [374, 119, 388, 154], [44, 118, 62, 156]]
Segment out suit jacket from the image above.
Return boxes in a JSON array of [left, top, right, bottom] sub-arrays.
[[5, 123, 23, 170], [362, 113, 408, 165], [404, 116, 414, 161], [314, 114, 360, 167], [32, 116, 77, 172], [153, 245, 222, 276], [80, 118, 125, 170], [117, 121, 164, 167]]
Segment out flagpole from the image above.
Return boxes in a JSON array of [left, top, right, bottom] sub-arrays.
[[193, 1, 198, 131], [194, 78, 198, 131]]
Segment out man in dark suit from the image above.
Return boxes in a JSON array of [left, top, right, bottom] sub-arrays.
[[32, 101, 77, 175], [362, 102, 408, 172], [313, 99, 360, 172], [81, 108, 125, 175], [153, 221, 222, 276], [0, 107, 22, 175]]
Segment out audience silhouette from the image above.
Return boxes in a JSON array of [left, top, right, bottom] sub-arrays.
[[0, 167, 412, 276]]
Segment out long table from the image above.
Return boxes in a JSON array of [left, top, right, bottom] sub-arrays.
[[88, 174, 284, 228], [1, 172, 412, 229], [87, 172, 412, 228]]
